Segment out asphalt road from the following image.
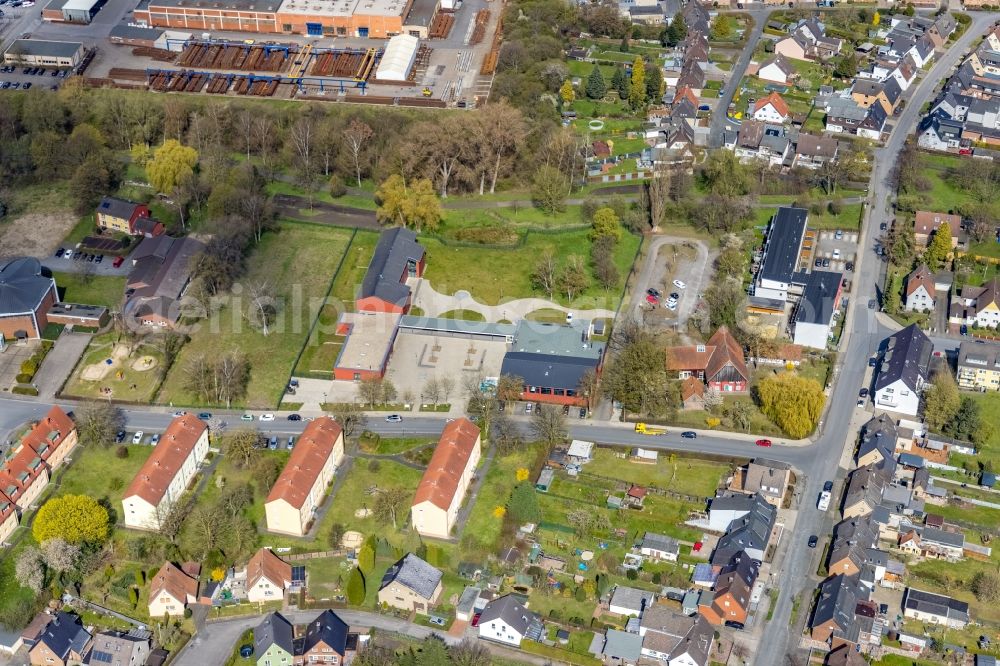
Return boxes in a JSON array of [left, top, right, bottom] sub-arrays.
[[752, 14, 999, 665], [708, 8, 771, 148]]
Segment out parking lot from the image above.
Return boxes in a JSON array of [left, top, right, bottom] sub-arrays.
[[0, 63, 69, 91], [813, 230, 859, 274], [46, 245, 131, 276]]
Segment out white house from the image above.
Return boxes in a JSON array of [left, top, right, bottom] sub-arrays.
[[903, 588, 970, 629], [122, 415, 208, 530], [478, 595, 534, 647], [904, 265, 935, 313], [243, 548, 293, 603], [757, 55, 795, 85], [873, 324, 932, 417], [609, 586, 656, 617], [639, 606, 714, 666], [751, 92, 790, 124], [148, 561, 199, 618], [411, 418, 481, 539], [639, 532, 680, 562]]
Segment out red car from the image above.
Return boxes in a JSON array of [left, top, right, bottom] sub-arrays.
[[755, 439, 772, 447], [471, 613, 482, 627], [112, 256, 125, 268], [646, 294, 658, 304]]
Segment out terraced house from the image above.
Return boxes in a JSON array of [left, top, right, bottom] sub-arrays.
[[957, 339, 1000, 390], [410, 418, 481, 539]]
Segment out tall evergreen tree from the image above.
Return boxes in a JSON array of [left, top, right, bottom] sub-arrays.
[[586, 64, 607, 99], [612, 66, 629, 99], [645, 64, 664, 103], [628, 57, 646, 109]]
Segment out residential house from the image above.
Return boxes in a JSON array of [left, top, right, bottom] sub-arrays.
[[904, 265, 936, 313], [856, 414, 897, 467], [809, 574, 866, 642], [148, 561, 198, 618], [666, 326, 749, 393], [792, 134, 838, 169], [123, 235, 204, 328], [410, 417, 481, 539], [292, 610, 353, 666], [609, 586, 655, 617], [478, 595, 536, 647], [711, 494, 776, 565], [0, 491, 17, 545], [851, 79, 884, 109], [680, 376, 705, 410], [757, 54, 795, 85], [244, 548, 293, 603], [17, 406, 78, 472], [728, 458, 791, 507], [903, 588, 970, 628], [951, 278, 1000, 332], [265, 417, 345, 537], [957, 339, 1000, 391], [86, 629, 151, 666], [873, 324, 932, 416], [254, 612, 294, 666], [0, 443, 50, 534], [827, 515, 880, 577], [919, 526, 965, 559], [753, 206, 807, 301], [0, 257, 59, 341], [774, 32, 811, 61], [378, 553, 443, 614], [638, 607, 713, 666], [122, 414, 208, 530], [95, 197, 163, 237], [639, 532, 680, 562], [914, 211, 962, 249], [355, 227, 425, 313], [733, 121, 791, 167], [27, 612, 91, 666], [792, 269, 844, 350], [752, 92, 791, 123], [825, 96, 869, 135], [698, 552, 758, 627], [857, 103, 888, 140], [599, 629, 643, 666], [842, 458, 896, 519]]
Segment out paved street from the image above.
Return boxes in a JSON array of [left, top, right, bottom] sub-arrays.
[[708, 8, 771, 148], [753, 14, 1000, 665]]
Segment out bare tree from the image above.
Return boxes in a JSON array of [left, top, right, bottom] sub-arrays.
[[245, 280, 278, 336], [156, 501, 189, 543], [343, 118, 374, 187], [223, 429, 260, 469], [496, 374, 524, 403], [577, 369, 600, 411], [463, 373, 498, 437], [473, 101, 528, 194], [372, 487, 410, 529], [450, 639, 492, 666], [15, 546, 45, 593], [645, 165, 672, 230], [490, 411, 524, 455], [237, 109, 255, 160], [531, 250, 558, 298], [423, 376, 442, 405], [531, 405, 568, 446], [78, 401, 125, 447], [41, 538, 81, 575], [438, 375, 455, 403]]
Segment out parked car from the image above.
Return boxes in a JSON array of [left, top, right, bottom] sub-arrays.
[[666, 301, 677, 311], [524, 403, 533, 414], [579, 407, 587, 419], [287, 436, 295, 449], [681, 431, 697, 439], [817, 490, 832, 511], [646, 288, 661, 298], [879, 222, 887, 231], [868, 299, 877, 310], [94, 254, 102, 263], [822, 257, 830, 267], [268, 437, 278, 450], [385, 414, 403, 422], [132, 431, 144, 445], [808, 535, 818, 548], [114, 430, 126, 443], [565, 312, 573, 324], [173, 410, 187, 417], [673, 280, 686, 289], [259, 413, 275, 421], [112, 256, 125, 268], [646, 293, 658, 304], [845, 261, 854, 272], [287, 414, 302, 421], [150, 434, 160, 446], [859, 388, 868, 398], [755, 439, 772, 447], [834, 230, 843, 240], [54, 248, 63, 258], [241, 414, 254, 421], [198, 412, 212, 420], [868, 356, 877, 367]]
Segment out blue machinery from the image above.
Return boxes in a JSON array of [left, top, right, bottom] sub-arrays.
[[155, 39, 383, 93]]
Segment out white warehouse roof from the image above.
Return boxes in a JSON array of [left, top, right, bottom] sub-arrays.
[[375, 34, 418, 82], [63, 0, 99, 11]]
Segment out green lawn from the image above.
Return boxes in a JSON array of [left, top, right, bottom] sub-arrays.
[[583, 449, 728, 498], [158, 222, 353, 408], [53, 272, 126, 309], [961, 392, 1000, 472], [62, 332, 166, 403], [753, 203, 862, 231], [358, 435, 433, 455], [463, 445, 544, 555], [420, 229, 641, 307], [438, 309, 486, 321], [196, 450, 290, 531], [55, 443, 154, 514]]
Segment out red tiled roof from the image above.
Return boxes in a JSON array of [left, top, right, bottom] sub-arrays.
[[674, 86, 699, 107], [753, 91, 790, 118], [266, 417, 343, 509], [124, 414, 206, 505], [150, 561, 198, 605], [905, 265, 934, 298], [681, 376, 704, 401], [914, 211, 961, 236], [667, 326, 749, 384], [246, 548, 292, 589], [628, 485, 647, 499], [412, 418, 480, 511], [19, 406, 74, 463]]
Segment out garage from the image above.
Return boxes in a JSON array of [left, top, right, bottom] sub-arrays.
[[61, 0, 104, 23]]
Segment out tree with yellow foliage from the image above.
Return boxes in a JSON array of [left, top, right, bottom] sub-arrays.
[[493, 506, 506, 518], [756, 374, 825, 438], [559, 79, 575, 105], [515, 468, 530, 482], [873, 10, 880, 25]]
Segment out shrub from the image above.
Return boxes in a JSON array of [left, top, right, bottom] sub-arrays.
[[183, 607, 193, 619], [451, 225, 520, 246], [828, 199, 843, 215], [115, 445, 129, 459], [367, 459, 381, 473], [329, 174, 347, 197], [12, 386, 39, 396], [15, 373, 33, 384], [626, 568, 639, 580]]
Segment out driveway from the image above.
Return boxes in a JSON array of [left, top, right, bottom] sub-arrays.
[[34, 330, 93, 400], [408, 279, 617, 322], [709, 8, 771, 147]]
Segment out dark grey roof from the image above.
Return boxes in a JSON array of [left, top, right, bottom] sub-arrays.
[[861, 102, 889, 131], [609, 586, 655, 613], [828, 515, 879, 571], [0, 257, 54, 315], [479, 595, 534, 635], [875, 324, 932, 392], [712, 493, 776, 565], [858, 413, 896, 462], [360, 227, 424, 307], [97, 196, 142, 221], [921, 526, 964, 548], [794, 269, 843, 325], [109, 23, 163, 40], [500, 352, 598, 392], [904, 588, 969, 623], [760, 207, 808, 284], [882, 77, 903, 106], [641, 532, 679, 554], [38, 612, 90, 661], [4, 39, 81, 59], [379, 553, 442, 600], [254, 612, 293, 657], [812, 574, 863, 634], [301, 609, 348, 656]]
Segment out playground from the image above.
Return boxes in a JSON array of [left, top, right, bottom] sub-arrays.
[[62, 333, 165, 403]]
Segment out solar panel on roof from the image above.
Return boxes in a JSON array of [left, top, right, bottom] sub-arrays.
[[91, 651, 114, 664], [291, 566, 306, 583]]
